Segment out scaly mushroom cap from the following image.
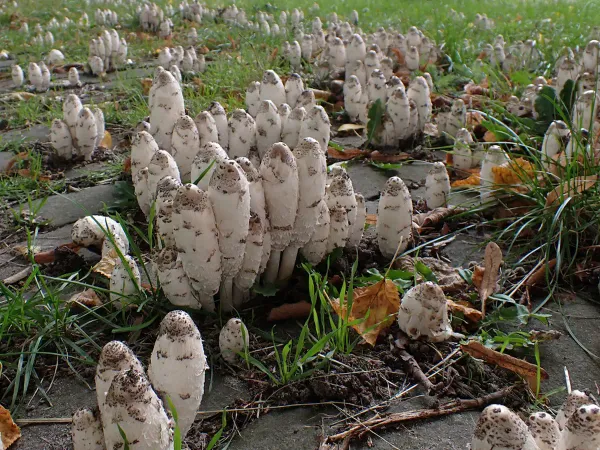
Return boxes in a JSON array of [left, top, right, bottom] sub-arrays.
[[406, 46, 420, 71], [347, 59, 367, 87], [453, 128, 474, 171], [219, 318, 249, 363], [285, 73, 304, 109], [282, 106, 306, 149], [260, 70, 286, 107], [296, 89, 316, 109], [471, 404, 539, 450], [301, 199, 330, 265], [148, 310, 207, 437], [147, 150, 181, 203], [195, 111, 220, 148], [234, 212, 264, 293], [92, 107, 105, 149], [256, 100, 282, 159], [109, 255, 141, 307], [51, 119, 74, 160], [171, 115, 200, 182], [367, 69, 387, 104], [149, 67, 185, 149], [103, 369, 173, 450], [260, 143, 299, 251], [134, 167, 151, 217], [208, 101, 229, 149], [376, 176, 412, 258], [172, 184, 222, 300], [95, 341, 144, 418], [71, 407, 105, 450], [407, 76, 432, 131], [11, 64, 24, 87], [346, 34, 366, 66], [155, 175, 182, 246], [63, 94, 83, 141], [558, 404, 600, 449], [326, 205, 349, 252], [153, 248, 199, 308], [228, 109, 257, 159], [398, 281, 453, 342], [131, 131, 159, 180], [75, 107, 98, 161], [556, 390, 598, 429], [299, 104, 330, 152], [71, 215, 128, 254], [572, 90, 599, 130], [190, 141, 229, 190], [279, 103, 291, 131], [425, 162, 450, 209], [326, 172, 357, 237], [480, 145, 510, 203], [527, 412, 560, 450], [387, 86, 411, 140], [246, 81, 261, 117]]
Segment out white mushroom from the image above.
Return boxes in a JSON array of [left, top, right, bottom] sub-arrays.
[[171, 115, 200, 182], [148, 310, 208, 437], [347, 193, 366, 247], [11, 64, 24, 87], [557, 404, 600, 450], [405, 46, 420, 71], [326, 206, 349, 252], [156, 175, 182, 246], [208, 101, 229, 149], [191, 141, 229, 189], [46, 48, 65, 65], [256, 100, 282, 159], [63, 94, 83, 142], [285, 73, 304, 108], [246, 81, 261, 117], [344, 75, 364, 123], [453, 128, 474, 171], [259, 70, 286, 107], [102, 369, 173, 450], [149, 67, 185, 149], [93, 107, 105, 149], [228, 109, 257, 159], [39, 62, 51, 91], [172, 184, 222, 311], [89, 56, 104, 76], [71, 407, 105, 450], [260, 143, 299, 283], [471, 404, 539, 450], [367, 69, 387, 104], [480, 145, 510, 203], [154, 248, 199, 308], [572, 90, 599, 131], [301, 199, 330, 264], [425, 162, 450, 209], [346, 34, 366, 67], [376, 176, 412, 259], [75, 107, 98, 161], [195, 111, 220, 149], [289, 40, 302, 70], [527, 412, 560, 450], [109, 255, 141, 308], [130, 131, 159, 180], [219, 318, 249, 363], [233, 212, 264, 305], [387, 85, 411, 141], [556, 390, 598, 430], [282, 106, 306, 149], [299, 105, 331, 152], [208, 160, 251, 312], [407, 76, 432, 132], [147, 150, 181, 204], [50, 119, 74, 159]]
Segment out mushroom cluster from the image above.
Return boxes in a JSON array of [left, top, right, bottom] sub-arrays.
[[131, 67, 365, 312], [88, 28, 128, 75], [471, 390, 600, 450], [95, 8, 118, 27], [22, 61, 51, 92], [50, 94, 106, 161], [72, 310, 208, 450], [156, 45, 205, 79]]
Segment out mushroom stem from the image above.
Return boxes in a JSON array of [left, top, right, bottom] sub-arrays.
[[278, 246, 299, 281], [264, 250, 282, 284], [232, 284, 250, 308], [220, 278, 234, 312]]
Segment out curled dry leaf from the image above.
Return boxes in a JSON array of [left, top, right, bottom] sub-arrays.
[[479, 242, 502, 316], [483, 130, 498, 142], [267, 301, 312, 321], [123, 156, 131, 174], [328, 279, 400, 346], [413, 207, 467, 228], [447, 299, 482, 323], [545, 175, 597, 207], [4, 152, 28, 174], [0, 405, 21, 449], [370, 151, 410, 163], [310, 88, 332, 100], [92, 250, 118, 278], [461, 340, 548, 393], [525, 259, 557, 287], [68, 289, 103, 307], [390, 47, 405, 65], [327, 146, 368, 160]]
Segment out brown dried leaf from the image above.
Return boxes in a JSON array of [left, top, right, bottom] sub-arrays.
[[479, 242, 502, 316], [483, 130, 498, 142], [0, 405, 21, 449], [370, 151, 410, 163], [267, 301, 312, 321], [68, 289, 103, 307], [327, 146, 368, 160], [545, 176, 597, 207], [268, 47, 278, 61], [525, 259, 557, 287], [99, 130, 112, 149], [140, 78, 153, 95], [448, 299, 483, 323], [390, 47, 405, 65], [329, 279, 400, 346], [311, 88, 332, 100], [123, 156, 131, 174], [472, 265, 484, 289], [413, 207, 467, 228], [461, 340, 547, 393], [4, 152, 29, 174]]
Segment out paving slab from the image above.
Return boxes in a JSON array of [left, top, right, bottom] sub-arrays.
[[0, 124, 50, 144], [13, 184, 119, 227]]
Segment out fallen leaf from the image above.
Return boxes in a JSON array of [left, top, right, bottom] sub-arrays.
[[413, 207, 467, 228], [365, 213, 377, 225], [327, 146, 368, 160], [472, 265, 484, 289], [525, 259, 557, 287], [33, 243, 80, 264], [390, 47, 405, 65], [329, 279, 400, 346], [479, 242, 502, 316], [227, 35, 237, 50], [445, 152, 453, 165], [268, 47, 278, 61], [11, 245, 41, 258], [448, 299, 483, 322], [99, 130, 112, 149], [4, 152, 29, 174], [492, 158, 535, 185], [451, 173, 481, 187], [394, 256, 467, 293], [93, 249, 118, 278], [337, 123, 366, 133], [310, 88, 332, 100], [370, 151, 410, 163], [0, 405, 21, 448], [140, 78, 153, 95], [461, 340, 547, 393], [545, 176, 597, 207], [123, 156, 131, 174], [68, 289, 103, 307], [483, 130, 498, 142], [267, 301, 312, 321]]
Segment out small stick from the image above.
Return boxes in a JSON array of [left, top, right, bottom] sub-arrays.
[[325, 384, 519, 443], [15, 418, 72, 425], [393, 334, 440, 394]]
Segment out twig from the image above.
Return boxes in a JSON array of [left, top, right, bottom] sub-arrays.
[[325, 384, 520, 443], [15, 418, 73, 425], [393, 334, 441, 394]]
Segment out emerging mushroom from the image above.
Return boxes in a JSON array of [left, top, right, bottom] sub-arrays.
[[259, 70, 286, 107], [131, 131, 159, 180], [102, 369, 173, 450], [246, 81, 261, 117], [172, 184, 222, 311], [190, 141, 229, 190], [147, 150, 181, 204], [480, 145, 509, 203], [301, 199, 330, 265], [527, 412, 560, 450], [148, 310, 208, 437], [281, 106, 306, 149], [208, 160, 251, 312], [76, 107, 98, 161], [398, 282, 454, 342], [471, 404, 539, 450], [556, 390, 598, 430], [453, 128, 475, 171], [299, 104, 331, 152], [109, 255, 141, 308], [155, 176, 182, 246], [260, 143, 299, 283], [407, 76, 432, 132], [153, 248, 200, 308], [11, 64, 24, 87], [219, 318, 249, 364], [228, 109, 257, 159], [376, 176, 412, 259], [71, 407, 105, 450], [557, 404, 600, 450], [285, 73, 304, 108], [425, 162, 450, 209], [208, 101, 229, 149]]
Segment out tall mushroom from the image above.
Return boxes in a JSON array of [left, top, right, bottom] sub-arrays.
[[147, 150, 181, 204], [281, 106, 306, 149], [130, 131, 159, 180], [556, 390, 598, 430], [156, 175, 182, 246], [219, 318, 249, 364], [299, 104, 331, 152], [171, 115, 200, 182], [154, 248, 200, 308], [149, 67, 185, 149], [279, 137, 327, 280], [255, 100, 282, 159], [260, 143, 299, 283], [208, 101, 229, 149], [71, 407, 105, 450], [190, 141, 228, 190], [425, 162, 450, 209], [228, 109, 257, 159], [208, 160, 250, 312], [148, 310, 208, 438], [527, 412, 560, 450], [557, 404, 600, 450], [301, 199, 330, 265], [109, 255, 141, 308], [172, 184, 222, 312], [376, 176, 412, 258], [259, 70, 286, 107]]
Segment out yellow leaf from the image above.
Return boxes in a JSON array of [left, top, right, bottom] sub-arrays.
[[99, 130, 112, 149], [451, 172, 480, 187], [491, 158, 535, 185], [328, 279, 400, 346], [337, 123, 366, 132], [0, 405, 21, 449]]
